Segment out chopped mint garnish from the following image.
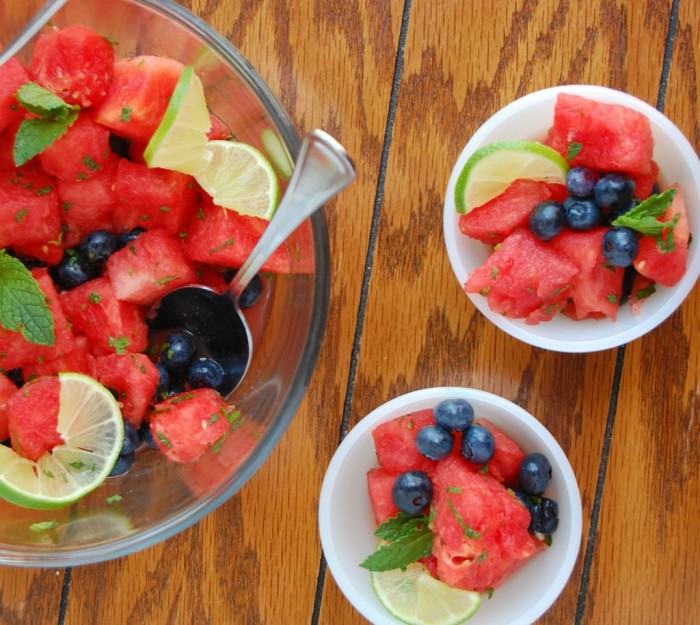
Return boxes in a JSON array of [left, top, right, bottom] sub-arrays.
[[13, 83, 80, 166], [0, 250, 55, 346], [360, 513, 433, 572], [29, 520, 58, 532], [447, 499, 481, 539], [566, 142, 583, 160], [611, 189, 677, 238], [106, 494, 123, 504]]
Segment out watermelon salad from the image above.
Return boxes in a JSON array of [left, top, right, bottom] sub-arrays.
[[0, 24, 302, 498], [459, 93, 691, 324], [361, 398, 559, 607]]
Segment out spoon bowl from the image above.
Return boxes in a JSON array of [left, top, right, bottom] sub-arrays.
[[147, 129, 355, 396]]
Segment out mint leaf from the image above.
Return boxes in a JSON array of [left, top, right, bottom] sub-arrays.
[[12, 83, 80, 166], [0, 251, 55, 346], [16, 83, 79, 120], [13, 113, 78, 166], [611, 188, 677, 237], [360, 513, 433, 572]]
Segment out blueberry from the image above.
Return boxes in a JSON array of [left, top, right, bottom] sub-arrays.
[[416, 425, 453, 460], [391, 471, 433, 516], [609, 198, 640, 223], [153, 363, 170, 397], [120, 421, 141, 455], [529, 497, 560, 535], [565, 166, 597, 197], [51, 250, 100, 290], [108, 452, 135, 477], [116, 227, 146, 249], [79, 230, 118, 264], [139, 422, 159, 449], [519, 452, 552, 496], [528, 200, 566, 241], [108, 134, 131, 159], [594, 173, 635, 209], [187, 357, 225, 390], [564, 196, 601, 231], [6, 368, 24, 388], [239, 274, 264, 308], [512, 487, 534, 514], [433, 398, 474, 432], [602, 227, 639, 267], [461, 424, 495, 465], [160, 331, 196, 372]]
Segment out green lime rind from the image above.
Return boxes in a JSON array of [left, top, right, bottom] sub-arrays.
[[454, 140, 570, 214]]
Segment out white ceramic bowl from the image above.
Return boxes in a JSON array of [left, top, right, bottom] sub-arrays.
[[319, 387, 582, 625], [443, 85, 700, 352]]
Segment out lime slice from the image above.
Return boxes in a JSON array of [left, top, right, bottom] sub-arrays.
[[0, 373, 124, 510], [144, 65, 212, 175], [195, 139, 280, 219], [454, 140, 569, 213], [371, 561, 482, 625]]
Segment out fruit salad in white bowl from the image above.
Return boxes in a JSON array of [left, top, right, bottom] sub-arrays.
[[443, 85, 700, 352]]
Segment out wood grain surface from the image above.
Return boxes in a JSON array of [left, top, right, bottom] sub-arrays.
[[0, 1, 698, 624]]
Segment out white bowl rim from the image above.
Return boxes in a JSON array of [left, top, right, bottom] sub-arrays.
[[443, 85, 700, 352], [319, 387, 583, 625]]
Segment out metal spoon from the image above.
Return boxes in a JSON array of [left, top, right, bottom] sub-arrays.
[[147, 129, 356, 396], [0, 0, 68, 67]]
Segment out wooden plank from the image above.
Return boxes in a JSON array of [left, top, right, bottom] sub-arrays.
[[317, 0, 672, 623], [61, 1, 400, 624], [584, 1, 700, 623]]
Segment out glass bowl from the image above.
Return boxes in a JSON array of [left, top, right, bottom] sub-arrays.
[[0, 0, 330, 566]]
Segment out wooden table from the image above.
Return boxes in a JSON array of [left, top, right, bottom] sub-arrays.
[[3, 1, 699, 623]]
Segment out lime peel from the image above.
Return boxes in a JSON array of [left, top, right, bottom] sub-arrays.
[[454, 140, 569, 214]]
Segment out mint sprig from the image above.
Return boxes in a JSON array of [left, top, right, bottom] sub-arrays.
[[13, 82, 80, 166], [611, 188, 677, 237], [0, 251, 55, 346], [360, 513, 433, 572]]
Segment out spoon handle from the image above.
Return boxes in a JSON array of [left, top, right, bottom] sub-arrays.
[[229, 129, 356, 298], [0, 0, 68, 67]]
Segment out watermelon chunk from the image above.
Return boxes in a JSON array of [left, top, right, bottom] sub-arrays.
[[29, 25, 115, 108], [95, 353, 159, 427], [544, 93, 654, 176], [371, 409, 437, 474], [111, 158, 197, 234], [22, 335, 95, 381], [0, 58, 30, 133], [149, 388, 235, 463], [59, 277, 149, 356], [38, 113, 112, 182], [478, 419, 524, 486], [465, 228, 578, 324], [7, 375, 63, 462], [93, 56, 183, 142], [0, 374, 17, 441], [431, 455, 544, 592], [459, 179, 567, 244], [183, 199, 292, 272], [551, 228, 625, 320], [633, 184, 689, 287], [367, 467, 401, 525], [106, 228, 198, 306]]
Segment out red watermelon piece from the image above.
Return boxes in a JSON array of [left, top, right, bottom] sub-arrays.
[[183, 199, 292, 272], [551, 228, 625, 320], [465, 228, 578, 324], [93, 55, 183, 142], [633, 184, 689, 287], [431, 455, 544, 592], [0, 374, 17, 441], [22, 335, 95, 381], [478, 419, 525, 486], [149, 388, 235, 463], [367, 467, 401, 525], [459, 179, 567, 244], [371, 409, 437, 475], [95, 353, 159, 427], [7, 375, 63, 462], [0, 57, 30, 133], [29, 25, 114, 108], [106, 228, 198, 306], [544, 92, 654, 176]]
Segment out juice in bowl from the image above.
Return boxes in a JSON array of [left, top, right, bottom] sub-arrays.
[[0, 0, 339, 566], [443, 85, 700, 353]]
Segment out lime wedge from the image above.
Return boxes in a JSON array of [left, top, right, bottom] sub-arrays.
[[144, 65, 212, 175], [454, 140, 569, 213], [0, 373, 124, 510], [371, 561, 482, 625], [195, 139, 280, 219]]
